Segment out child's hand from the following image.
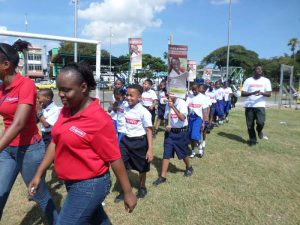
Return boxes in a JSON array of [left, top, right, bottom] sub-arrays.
[[146, 150, 153, 162], [124, 191, 137, 213], [165, 125, 171, 132]]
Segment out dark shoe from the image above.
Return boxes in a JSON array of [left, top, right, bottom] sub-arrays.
[[136, 187, 147, 199], [248, 140, 257, 147], [258, 131, 264, 139], [114, 192, 124, 203], [184, 167, 194, 177], [153, 177, 166, 186]]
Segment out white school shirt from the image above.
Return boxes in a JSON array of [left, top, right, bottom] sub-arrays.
[[116, 100, 127, 133], [205, 90, 217, 104], [158, 90, 167, 105], [242, 76, 272, 108], [142, 89, 158, 107], [186, 93, 209, 119], [215, 88, 225, 101], [204, 94, 212, 107], [40, 102, 61, 133], [223, 87, 233, 101], [124, 102, 152, 137], [164, 98, 188, 128]]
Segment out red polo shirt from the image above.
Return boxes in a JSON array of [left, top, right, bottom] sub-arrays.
[[0, 73, 41, 146], [52, 98, 121, 180]]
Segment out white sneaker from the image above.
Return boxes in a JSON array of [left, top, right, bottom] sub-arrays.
[[189, 151, 196, 158], [198, 145, 204, 158]]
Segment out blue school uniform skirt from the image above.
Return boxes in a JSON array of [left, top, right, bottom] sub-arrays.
[[188, 113, 202, 141]]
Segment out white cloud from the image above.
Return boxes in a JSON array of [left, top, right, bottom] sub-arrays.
[[78, 0, 182, 44], [0, 26, 7, 31], [210, 0, 238, 5]]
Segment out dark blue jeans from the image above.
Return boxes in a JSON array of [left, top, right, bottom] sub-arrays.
[[56, 171, 112, 225], [0, 140, 58, 224]]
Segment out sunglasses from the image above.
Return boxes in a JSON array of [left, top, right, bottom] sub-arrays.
[[0, 45, 10, 60]]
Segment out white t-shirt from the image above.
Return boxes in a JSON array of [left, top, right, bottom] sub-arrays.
[[124, 102, 152, 137], [242, 76, 272, 107], [158, 90, 167, 105], [186, 93, 210, 118], [223, 87, 233, 101], [142, 89, 158, 107], [40, 102, 61, 133], [116, 100, 127, 133], [164, 98, 188, 128], [214, 88, 225, 101], [205, 90, 217, 104]]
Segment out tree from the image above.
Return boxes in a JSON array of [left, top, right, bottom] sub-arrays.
[[202, 45, 260, 76], [287, 38, 299, 63], [59, 41, 110, 57]]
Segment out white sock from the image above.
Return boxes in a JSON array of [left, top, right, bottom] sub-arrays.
[[202, 141, 206, 148]]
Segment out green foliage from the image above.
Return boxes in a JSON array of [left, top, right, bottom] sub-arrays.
[[142, 54, 167, 72], [202, 45, 260, 76], [59, 41, 110, 57]]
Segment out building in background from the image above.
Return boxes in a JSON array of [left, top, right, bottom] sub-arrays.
[[26, 45, 44, 79]]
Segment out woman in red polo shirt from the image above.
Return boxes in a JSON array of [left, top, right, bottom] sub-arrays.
[[29, 62, 137, 224], [0, 41, 58, 223]]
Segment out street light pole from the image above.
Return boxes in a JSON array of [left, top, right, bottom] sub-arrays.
[[109, 26, 112, 72], [73, 0, 78, 63], [226, 0, 232, 81]]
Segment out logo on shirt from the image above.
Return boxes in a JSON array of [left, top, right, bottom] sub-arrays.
[[117, 107, 124, 113], [4, 97, 18, 102], [125, 118, 139, 125], [170, 113, 178, 119], [69, 126, 86, 137], [189, 103, 201, 108], [142, 97, 152, 101], [249, 84, 263, 88]]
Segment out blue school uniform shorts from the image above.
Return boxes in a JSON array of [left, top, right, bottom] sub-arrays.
[[163, 128, 189, 160], [216, 100, 225, 117], [157, 104, 166, 120], [188, 113, 202, 141], [224, 100, 231, 113]]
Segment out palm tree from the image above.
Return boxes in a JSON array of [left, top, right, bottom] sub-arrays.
[[287, 38, 299, 64]]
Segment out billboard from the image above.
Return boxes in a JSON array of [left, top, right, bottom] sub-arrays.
[[167, 44, 188, 98], [188, 60, 197, 82], [129, 38, 142, 72]]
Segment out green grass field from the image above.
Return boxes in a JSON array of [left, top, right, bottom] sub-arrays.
[[1, 108, 300, 225]]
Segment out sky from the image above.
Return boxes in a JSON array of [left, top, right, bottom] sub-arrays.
[[0, 0, 300, 64]]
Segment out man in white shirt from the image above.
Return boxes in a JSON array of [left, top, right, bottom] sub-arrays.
[[242, 64, 272, 146]]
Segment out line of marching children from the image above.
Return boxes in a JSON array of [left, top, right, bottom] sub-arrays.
[[109, 78, 233, 192]]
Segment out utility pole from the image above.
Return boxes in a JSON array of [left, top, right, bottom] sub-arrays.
[[25, 14, 28, 32], [73, 0, 78, 62], [109, 26, 112, 72], [226, 0, 232, 81]]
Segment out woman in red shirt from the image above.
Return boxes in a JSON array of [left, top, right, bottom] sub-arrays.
[[0, 40, 58, 223], [29, 62, 136, 224]]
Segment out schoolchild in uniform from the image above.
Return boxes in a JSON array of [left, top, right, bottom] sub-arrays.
[[206, 83, 217, 131], [29, 62, 136, 224], [142, 79, 158, 125], [199, 84, 211, 151], [186, 82, 209, 158], [36, 88, 60, 149], [222, 81, 233, 123], [152, 94, 193, 186], [214, 80, 225, 125], [115, 84, 153, 201], [153, 80, 167, 137], [111, 88, 127, 143]]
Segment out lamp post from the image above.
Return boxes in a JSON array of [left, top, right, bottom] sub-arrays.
[[226, 0, 232, 81], [73, 0, 78, 63], [109, 26, 112, 72]]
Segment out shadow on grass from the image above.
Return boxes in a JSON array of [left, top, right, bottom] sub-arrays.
[[217, 131, 247, 144], [151, 156, 185, 177], [20, 167, 64, 225], [111, 170, 140, 193]]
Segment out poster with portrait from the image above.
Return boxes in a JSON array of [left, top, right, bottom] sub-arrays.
[[188, 60, 197, 82], [167, 44, 188, 98], [129, 38, 142, 72], [203, 68, 212, 81]]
